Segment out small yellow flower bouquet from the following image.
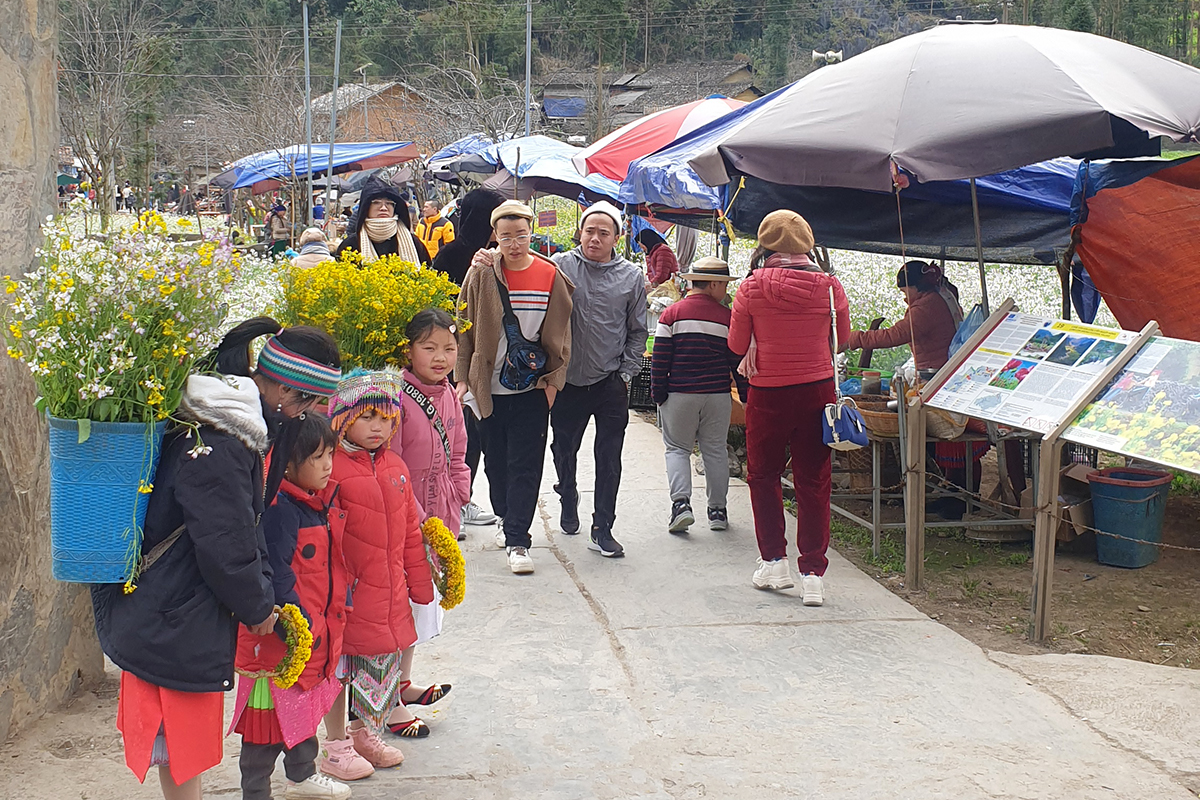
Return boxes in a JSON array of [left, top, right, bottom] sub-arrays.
[[280, 251, 465, 370], [422, 517, 465, 610]]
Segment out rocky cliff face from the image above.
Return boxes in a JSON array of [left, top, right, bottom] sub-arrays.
[[0, 0, 104, 741]]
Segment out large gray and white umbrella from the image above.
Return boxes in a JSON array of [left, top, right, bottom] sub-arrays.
[[689, 23, 1200, 193]]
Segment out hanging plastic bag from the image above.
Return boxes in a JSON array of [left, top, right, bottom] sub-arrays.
[[948, 303, 986, 360]]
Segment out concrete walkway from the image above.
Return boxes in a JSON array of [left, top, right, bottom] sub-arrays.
[[6, 415, 1199, 799]]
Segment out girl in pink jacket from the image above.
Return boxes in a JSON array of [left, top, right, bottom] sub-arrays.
[[385, 308, 470, 735]]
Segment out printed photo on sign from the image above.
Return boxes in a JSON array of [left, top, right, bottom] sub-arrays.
[[1017, 328, 1064, 360], [1046, 335, 1097, 367], [988, 358, 1039, 391], [1075, 340, 1127, 374]]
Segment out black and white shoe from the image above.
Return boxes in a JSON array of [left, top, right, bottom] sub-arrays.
[[668, 500, 694, 534], [556, 485, 580, 535], [707, 506, 728, 531], [588, 527, 625, 558]]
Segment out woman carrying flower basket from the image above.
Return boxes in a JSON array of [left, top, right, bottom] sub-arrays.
[[90, 318, 341, 800], [333, 176, 429, 266]]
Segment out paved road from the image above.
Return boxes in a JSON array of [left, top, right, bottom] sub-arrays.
[[8, 414, 1198, 799]]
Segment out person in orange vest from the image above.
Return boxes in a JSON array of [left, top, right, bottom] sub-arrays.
[[415, 200, 455, 260]]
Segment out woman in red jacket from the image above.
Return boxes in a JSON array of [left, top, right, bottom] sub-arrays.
[[319, 371, 437, 780], [637, 228, 679, 287], [729, 210, 849, 607]]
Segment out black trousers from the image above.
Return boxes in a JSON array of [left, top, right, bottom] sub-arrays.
[[465, 407, 482, 490], [479, 390, 550, 549], [551, 372, 629, 533], [239, 736, 319, 800]]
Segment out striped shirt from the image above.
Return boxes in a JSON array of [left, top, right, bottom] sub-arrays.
[[651, 293, 747, 403], [492, 255, 556, 395]]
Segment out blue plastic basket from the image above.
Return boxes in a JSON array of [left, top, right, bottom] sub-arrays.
[[47, 416, 167, 583]]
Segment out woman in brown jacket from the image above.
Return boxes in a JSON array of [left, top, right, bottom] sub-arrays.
[[455, 200, 573, 574]]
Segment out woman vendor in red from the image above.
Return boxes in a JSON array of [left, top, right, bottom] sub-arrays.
[[846, 261, 985, 520]]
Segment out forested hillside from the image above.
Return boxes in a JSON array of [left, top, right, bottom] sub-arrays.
[[58, 0, 1200, 197]]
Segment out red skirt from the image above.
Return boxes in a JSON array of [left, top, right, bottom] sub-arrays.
[[117, 671, 224, 785]]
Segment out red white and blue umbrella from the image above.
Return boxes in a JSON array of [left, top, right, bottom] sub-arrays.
[[572, 95, 746, 182]]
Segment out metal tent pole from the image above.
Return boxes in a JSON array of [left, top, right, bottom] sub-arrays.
[[324, 20, 342, 225], [303, 1, 314, 226], [969, 177, 989, 314]]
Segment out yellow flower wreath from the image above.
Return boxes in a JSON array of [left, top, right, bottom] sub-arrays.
[[422, 517, 465, 610]]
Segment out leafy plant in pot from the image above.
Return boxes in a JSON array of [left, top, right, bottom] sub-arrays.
[[3, 211, 239, 583]]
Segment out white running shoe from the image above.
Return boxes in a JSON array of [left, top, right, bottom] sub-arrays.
[[286, 772, 353, 800], [752, 557, 794, 590], [801, 573, 825, 606], [507, 546, 534, 574], [462, 501, 498, 525], [494, 528, 507, 549]]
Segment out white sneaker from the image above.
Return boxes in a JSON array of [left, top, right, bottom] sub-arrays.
[[752, 557, 794, 590], [507, 546, 534, 574], [286, 772, 353, 800], [802, 573, 825, 606], [462, 501, 498, 525], [494, 528, 507, 549]]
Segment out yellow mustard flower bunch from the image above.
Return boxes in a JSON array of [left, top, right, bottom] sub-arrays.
[[273, 603, 314, 689], [422, 516, 465, 610], [279, 251, 465, 370]]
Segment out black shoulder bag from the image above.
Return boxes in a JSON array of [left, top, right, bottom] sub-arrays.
[[494, 275, 548, 391], [401, 379, 452, 462]]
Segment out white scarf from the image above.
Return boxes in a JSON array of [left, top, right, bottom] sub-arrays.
[[360, 217, 422, 264]]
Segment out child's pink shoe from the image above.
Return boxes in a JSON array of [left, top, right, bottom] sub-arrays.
[[320, 737, 375, 781], [350, 726, 405, 768]]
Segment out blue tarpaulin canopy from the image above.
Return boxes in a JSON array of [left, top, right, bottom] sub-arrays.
[[428, 134, 495, 166], [493, 136, 619, 201], [211, 141, 420, 191]]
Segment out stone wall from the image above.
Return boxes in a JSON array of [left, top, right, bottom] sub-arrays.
[[0, 0, 105, 740]]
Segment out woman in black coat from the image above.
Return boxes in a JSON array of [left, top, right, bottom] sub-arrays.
[[333, 175, 430, 265], [91, 318, 340, 800], [431, 187, 506, 286]]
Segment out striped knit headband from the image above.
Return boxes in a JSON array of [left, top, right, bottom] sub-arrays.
[[256, 336, 341, 397]]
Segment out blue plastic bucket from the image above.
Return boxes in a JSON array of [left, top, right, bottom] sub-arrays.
[[1087, 467, 1172, 569], [47, 416, 167, 583]]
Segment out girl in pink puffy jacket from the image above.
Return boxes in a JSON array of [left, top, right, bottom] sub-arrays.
[[318, 371, 441, 782], [385, 309, 469, 735]]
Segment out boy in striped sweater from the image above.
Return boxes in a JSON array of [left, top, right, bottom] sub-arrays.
[[651, 257, 748, 533]]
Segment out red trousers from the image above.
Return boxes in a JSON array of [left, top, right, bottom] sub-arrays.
[[745, 380, 835, 576]]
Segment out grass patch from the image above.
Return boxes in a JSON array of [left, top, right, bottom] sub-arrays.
[[830, 519, 906, 575]]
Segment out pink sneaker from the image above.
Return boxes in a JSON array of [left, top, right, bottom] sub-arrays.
[[320, 737, 375, 781], [350, 726, 405, 768]]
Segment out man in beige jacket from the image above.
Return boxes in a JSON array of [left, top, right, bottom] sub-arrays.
[[455, 200, 573, 574]]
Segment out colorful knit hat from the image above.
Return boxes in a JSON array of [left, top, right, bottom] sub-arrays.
[[328, 369, 402, 441], [256, 336, 342, 397]]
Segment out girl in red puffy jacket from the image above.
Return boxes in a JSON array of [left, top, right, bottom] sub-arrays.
[[230, 412, 351, 800], [319, 371, 438, 781]]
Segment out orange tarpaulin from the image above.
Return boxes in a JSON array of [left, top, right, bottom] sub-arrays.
[[1076, 157, 1200, 340]]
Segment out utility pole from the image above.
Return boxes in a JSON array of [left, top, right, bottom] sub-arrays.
[[524, 0, 532, 137], [324, 20, 342, 222], [645, 5, 650, 65], [303, 0, 314, 226], [356, 63, 372, 141]]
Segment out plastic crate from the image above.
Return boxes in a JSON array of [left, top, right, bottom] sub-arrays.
[[628, 355, 655, 410]]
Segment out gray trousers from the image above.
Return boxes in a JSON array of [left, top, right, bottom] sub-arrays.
[[659, 392, 732, 508], [240, 736, 318, 800]]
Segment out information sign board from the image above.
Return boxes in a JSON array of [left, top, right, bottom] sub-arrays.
[[1064, 336, 1200, 473], [927, 313, 1138, 434]]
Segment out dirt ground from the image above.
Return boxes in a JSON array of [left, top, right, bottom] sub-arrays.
[[829, 448, 1200, 669]]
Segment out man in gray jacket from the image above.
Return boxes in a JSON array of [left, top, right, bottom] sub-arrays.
[[551, 201, 649, 558]]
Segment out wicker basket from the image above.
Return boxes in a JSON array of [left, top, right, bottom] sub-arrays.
[[849, 394, 899, 438]]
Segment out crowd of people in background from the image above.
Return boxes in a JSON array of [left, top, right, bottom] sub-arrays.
[[90, 172, 883, 799]]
